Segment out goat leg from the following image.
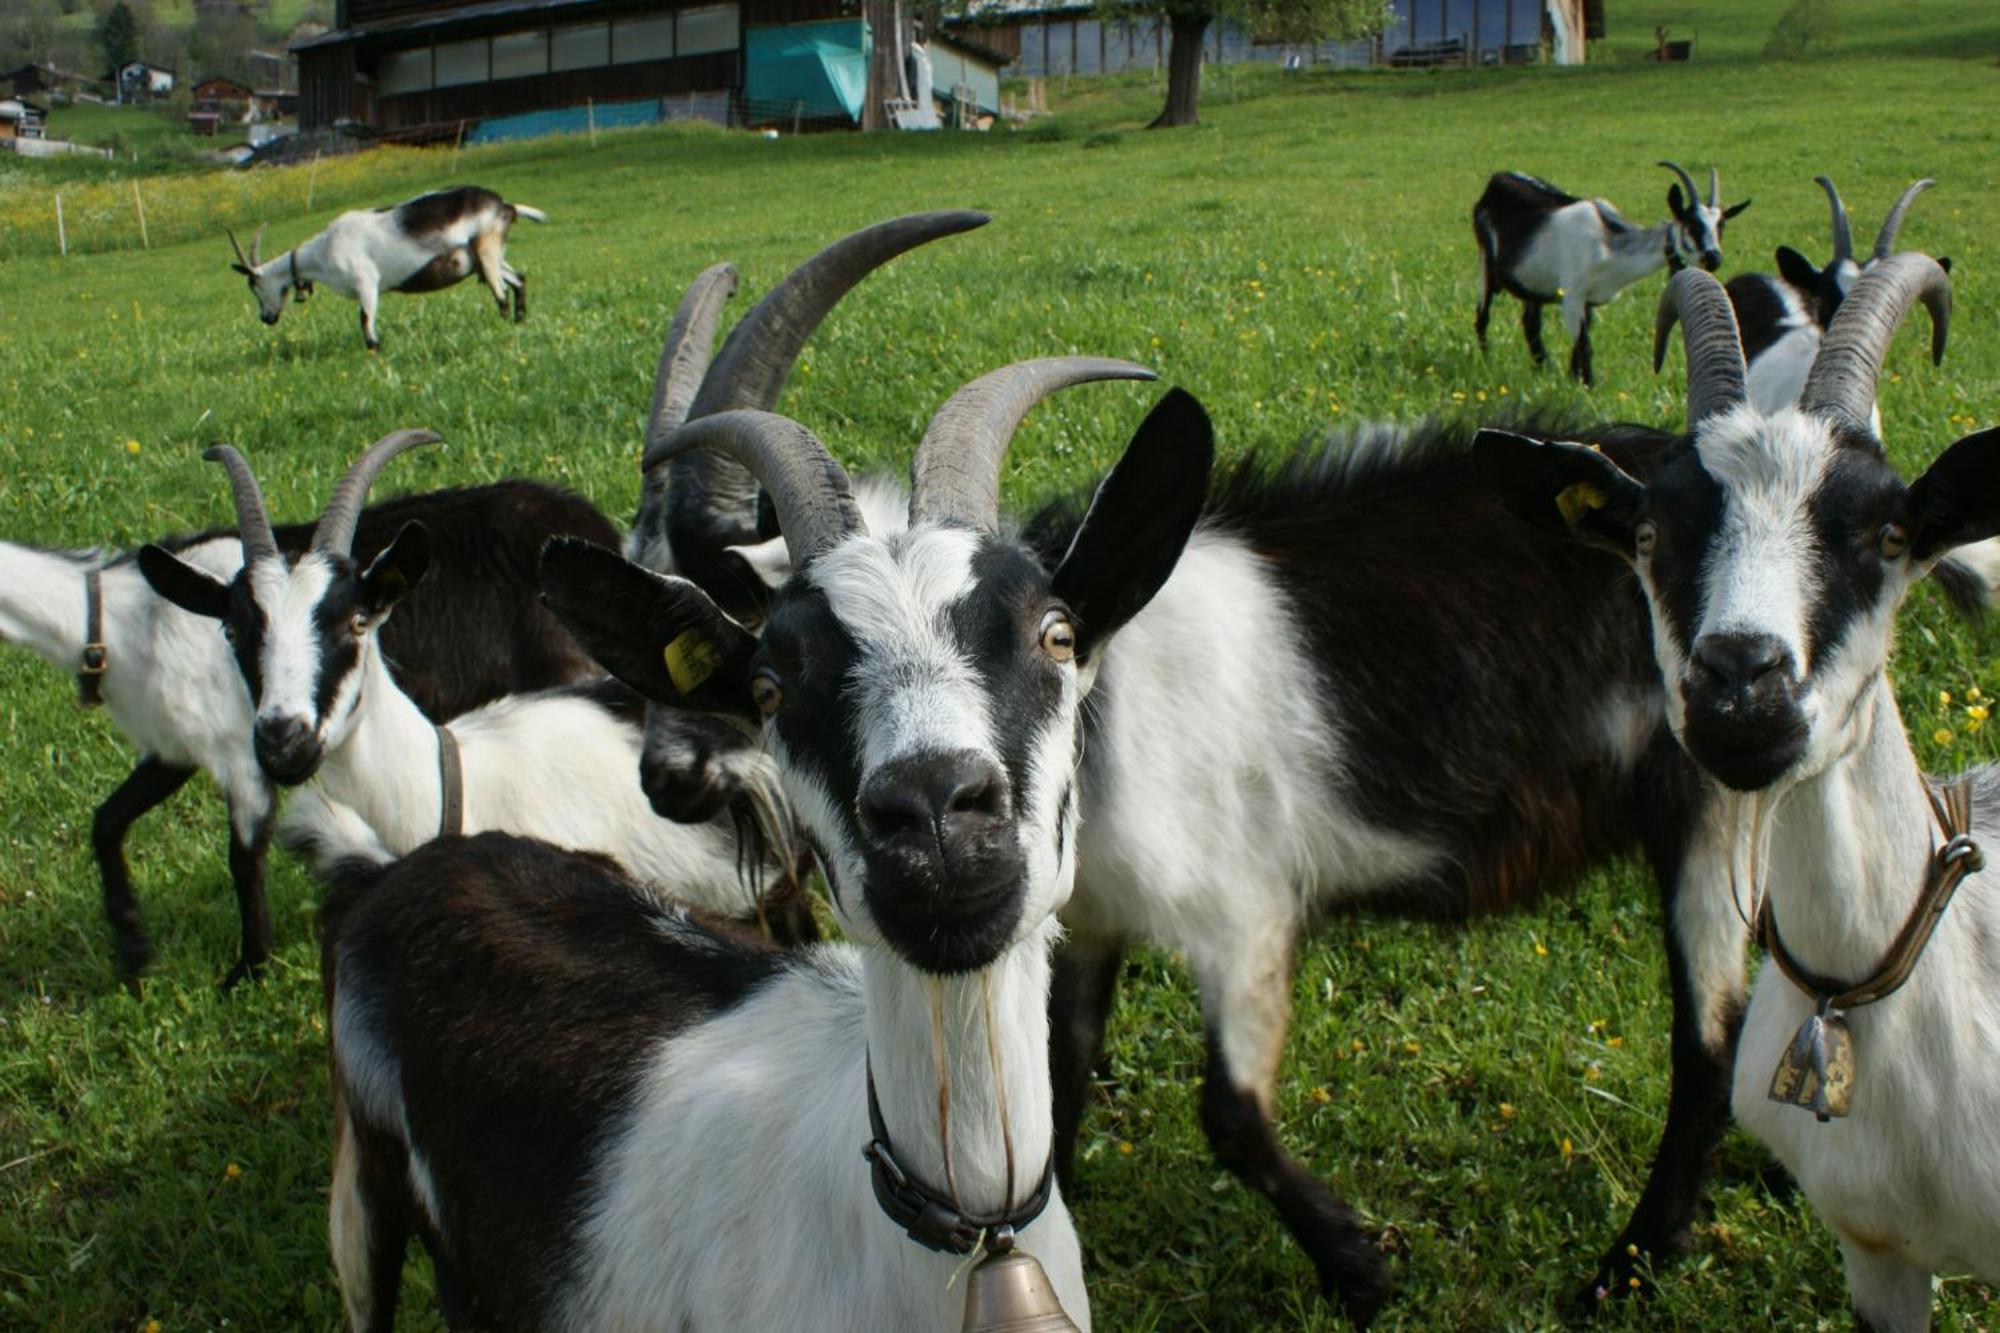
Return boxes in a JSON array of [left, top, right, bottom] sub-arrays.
[[1048, 936, 1124, 1190], [1520, 300, 1549, 365], [92, 757, 195, 984], [220, 812, 274, 990]]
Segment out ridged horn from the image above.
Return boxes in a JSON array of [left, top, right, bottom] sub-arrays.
[[645, 263, 738, 457], [1872, 179, 1935, 261], [652, 411, 863, 568], [1799, 252, 1951, 431], [1814, 176, 1853, 263], [313, 429, 443, 557], [248, 223, 265, 268], [1658, 160, 1700, 207], [911, 358, 1158, 531], [1652, 269, 1748, 429], [1707, 165, 1720, 209], [201, 445, 281, 565], [225, 227, 250, 269]]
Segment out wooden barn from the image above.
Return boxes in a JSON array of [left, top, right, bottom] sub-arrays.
[[293, 0, 1005, 134]]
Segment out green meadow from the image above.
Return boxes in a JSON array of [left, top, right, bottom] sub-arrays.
[[1, 3, 1997, 1327]]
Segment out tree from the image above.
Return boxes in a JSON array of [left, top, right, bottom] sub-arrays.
[[97, 0, 138, 74], [1128, 0, 1389, 128]]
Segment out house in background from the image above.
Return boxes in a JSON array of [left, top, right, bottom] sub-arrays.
[[190, 75, 254, 133], [0, 97, 49, 139], [5, 63, 101, 101], [118, 60, 177, 103], [293, 0, 1002, 137]]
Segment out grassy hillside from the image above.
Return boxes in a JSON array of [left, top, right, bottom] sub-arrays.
[[1, 5, 1997, 1328]]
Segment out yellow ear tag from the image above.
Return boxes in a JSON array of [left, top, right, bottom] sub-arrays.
[[664, 631, 722, 694], [1556, 481, 1607, 528]]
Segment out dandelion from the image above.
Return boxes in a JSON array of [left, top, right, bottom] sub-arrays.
[[1498, 1102, 1516, 1119], [1941, 691, 1954, 706], [1628, 1276, 1642, 1290], [1561, 1137, 1574, 1159], [1404, 1040, 1421, 1054], [1533, 938, 1548, 957], [1970, 705, 1990, 723], [1936, 728, 1955, 746], [1474, 389, 1487, 402], [125, 440, 141, 455], [1351, 1037, 1365, 1052], [1118, 1141, 1133, 1155], [1607, 1036, 1624, 1048], [1310, 1086, 1331, 1104], [1498, 385, 1509, 395], [145, 1321, 161, 1333], [224, 1162, 242, 1181], [1971, 686, 1985, 702], [1584, 1063, 1601, 1082]]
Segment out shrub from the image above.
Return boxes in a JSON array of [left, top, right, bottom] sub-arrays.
[[1765, 0, 1840, 59]]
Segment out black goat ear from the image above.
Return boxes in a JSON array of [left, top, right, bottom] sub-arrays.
[[1051, 387, 1213, 661], [1472, 429, 1648, 557], [1909, 427, 2000, 561], [539, 538, 759, 718], [358, 522, 430, 616], [137, 544, 231, 620], [1722, 197, 1752, 220], [1667, 183, 1687, 217], [1775, 246, 1822, 293]]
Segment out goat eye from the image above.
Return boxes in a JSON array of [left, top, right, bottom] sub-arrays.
[[221, 623, 237, 646], [1633, 521, 1658, 557], [750, 673, 783, 717], [1040, 611, 1076, 664], [350, 612, 370, 637], [1879, 524, 1910, 560]]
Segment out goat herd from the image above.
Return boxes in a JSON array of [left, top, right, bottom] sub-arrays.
[[3, 162, 1993, 1332]]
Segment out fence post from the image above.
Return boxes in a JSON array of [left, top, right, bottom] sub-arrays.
[[587, 98, 597, 147], [132, 179, 149, 249], [306, 149, 321, 212], [451, 119, 466, 172], [55, 191, 67, 258]]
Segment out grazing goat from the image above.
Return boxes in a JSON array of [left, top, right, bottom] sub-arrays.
[[138, 433, 814, 943], [322, 360, 1209, 1330], [227, 186, 544, 351], [0, 481, 613, 985], [1477, 258, 1990, 1333], [1474, 162, 1749, 384]]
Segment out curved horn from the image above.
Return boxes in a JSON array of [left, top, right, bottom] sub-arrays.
[[911, 358, 1159, 531], [1871, 179, 1935, 261], [652, 411, 863, 568], [1799, 252, 1951, 431], [1814, 175, 1853, 263], [1658, 160, 1700, 206], [313, 429, 443, 557], [1707, 165, 1720, 209], [645, 263, 739, 457], [1652, 269, 1749, 429], [248, 223, 265, 268], [202, 445, 281, 565], [225, 227, 250, 269]]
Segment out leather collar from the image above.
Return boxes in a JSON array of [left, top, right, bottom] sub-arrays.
[[77, 567, 108, 708], [862, 1057, 1052, 1257]]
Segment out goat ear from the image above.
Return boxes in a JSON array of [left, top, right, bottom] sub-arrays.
[[1723, 198, 1752, 220], [137, 544, 231, 620], [230, 263, 251, 277], [1666, 183, 1687, 217], [1775, 246, 1821, 292], [1051, 387, 1213, 660], [1908, 427, 2000, 561], [538, 538, 759, 717], [1472, 429, 1647, 556], [358, 522, 430, 616], [1938, 256, 1954, 276]]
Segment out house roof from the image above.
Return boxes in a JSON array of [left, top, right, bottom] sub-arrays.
[[294, 0, 606, 49]]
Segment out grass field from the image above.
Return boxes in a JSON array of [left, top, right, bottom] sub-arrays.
[[2, 2, 1998, 1328]]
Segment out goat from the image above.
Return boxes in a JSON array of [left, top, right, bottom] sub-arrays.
[[138, 433, 815, 943], [1474, 162, 1750, 385], [1476, 258, 1989, 1333], [320, 360, 1211, 1330], [0, 481, 614, 986], [227, 186, 544, 352]]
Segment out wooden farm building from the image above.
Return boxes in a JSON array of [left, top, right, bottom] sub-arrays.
[[294, 0, 1004, 135]]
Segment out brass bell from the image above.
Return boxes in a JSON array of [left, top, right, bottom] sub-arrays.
[[961, 1247, 1081, 1333]]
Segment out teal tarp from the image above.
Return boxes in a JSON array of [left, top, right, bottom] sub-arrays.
[[744, 19, 869, 122]]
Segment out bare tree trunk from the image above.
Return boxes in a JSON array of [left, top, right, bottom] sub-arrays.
[[862, 0, 902, 130], [1149, 8, 1212, 128]]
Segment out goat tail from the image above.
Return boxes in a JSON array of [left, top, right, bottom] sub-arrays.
[[511, 204, 549, 224]]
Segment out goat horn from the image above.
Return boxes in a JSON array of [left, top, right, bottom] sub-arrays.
[[911, 358, 1159, 531], [1658, 160, 1700, 205], [1707, 165, 1720, 209], [313, 429, 444, 557], [652, 411, 863, 568], [202, 445, 281, 565], [645, 263, 739, 457], [1871, 179, 1935, 261], [1814, 176, 1853, 264], [248, 223, 265, 268], [1653, 269, 1748, 430], [1799, 252, 1951, 433], [225, 226, 250, 269]]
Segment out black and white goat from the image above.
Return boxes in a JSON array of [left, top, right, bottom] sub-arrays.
[[319, 361, 1209, 1330], [1474, 161, 1750, 384], [1726, 177, 1939, 426], [227, 186, 544, 352], [139, 434, 814, 942], [1478, 259, 1992, 1333], [0, 480, 614, 985]]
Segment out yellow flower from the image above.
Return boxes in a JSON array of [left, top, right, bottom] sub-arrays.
[[1310, 1086, 1331, 1104], [1936, 728, 1955, 746], [1969, 705, 1990, 722], [1941, 691, 1954, 706], [1117, 1140, 1133, 1155], [1498, 1102, 1516, 1119], [125, 440, 141, 455], [1607, 1036, 1624, 1047], [144, 1322, 161, 1333], [224, 1162, 242, 1181], [1971, 686, 1985, 702], [1561, 1137, 1574, 1158], [1533, 939, 1549, 957], [1403, 1040, 1421, 1054]]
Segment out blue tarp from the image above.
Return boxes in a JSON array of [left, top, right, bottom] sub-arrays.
[[744, 19, 869, 122], [466, 97, 663, 145]]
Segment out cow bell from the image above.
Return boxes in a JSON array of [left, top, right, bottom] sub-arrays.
[[961, 1247, 1080, 1333]]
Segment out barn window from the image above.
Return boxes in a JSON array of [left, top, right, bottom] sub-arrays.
[[435, 37, 490, 86], [378, 46, 433, 95], [612, 14, 675, 63], [677, 4, 740, 55], [551, 22, 609, 70], [492, 30, 548, 79]]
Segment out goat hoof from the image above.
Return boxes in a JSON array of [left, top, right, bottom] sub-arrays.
[[1577, 1243, 1660, 1314], [1316, 1240, 1392, 1329], [113, 931, 152, 982], [219, 958, 266, 992]]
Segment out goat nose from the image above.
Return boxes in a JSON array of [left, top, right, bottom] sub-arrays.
[[1691, 633, 1790, 696], [859, 751, 1010, 849], [253, 715, 322, 783], [1700, 251, 1723, 272]]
